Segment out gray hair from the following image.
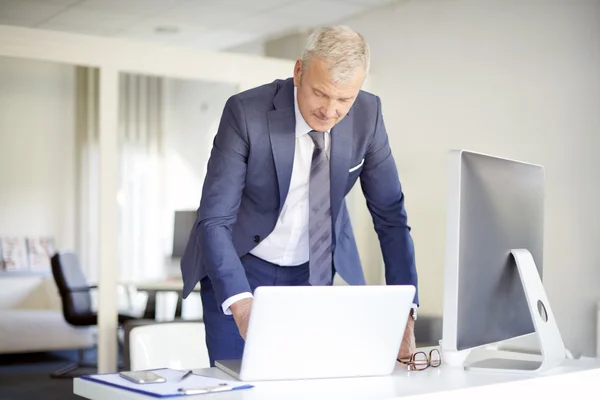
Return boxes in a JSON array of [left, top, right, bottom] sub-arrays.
[[301, 25, 370, 83]]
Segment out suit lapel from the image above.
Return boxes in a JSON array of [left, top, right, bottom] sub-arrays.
[[330, 110, 353, 225], [267, 80, 296, 212], [267, 78, 354, 222]]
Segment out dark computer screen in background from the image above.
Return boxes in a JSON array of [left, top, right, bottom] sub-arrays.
[[172, 210, 197, 258]]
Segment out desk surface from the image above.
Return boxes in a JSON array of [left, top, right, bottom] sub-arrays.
[[129, 279, 199, 292], [74, 349, 600, 400]]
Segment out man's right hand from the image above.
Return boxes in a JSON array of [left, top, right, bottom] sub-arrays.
[[230, 298, 253, 340]]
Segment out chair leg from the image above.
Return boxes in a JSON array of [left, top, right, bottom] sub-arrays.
[[51, 332, 128, 378], [50, 362, 80, 378], [50, 348, 96, 379]]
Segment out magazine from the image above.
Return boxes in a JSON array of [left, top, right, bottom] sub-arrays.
[[0, 237, 29, 271]]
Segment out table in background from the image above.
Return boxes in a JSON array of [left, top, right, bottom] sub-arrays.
[[132, 279, 199, 320]]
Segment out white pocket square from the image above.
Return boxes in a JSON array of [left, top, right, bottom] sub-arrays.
[[349, 159, 364, 173]]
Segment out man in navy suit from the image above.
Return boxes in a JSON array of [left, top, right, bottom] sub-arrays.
[[181, 25, 419, 366]]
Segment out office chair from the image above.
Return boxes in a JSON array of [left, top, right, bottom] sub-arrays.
[[50, 251, 139, 378], [128, 322, 210, 371]]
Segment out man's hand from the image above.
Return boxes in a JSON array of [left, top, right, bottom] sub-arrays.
[[398, 315, 416, 360], [230, 298, 253, 340]]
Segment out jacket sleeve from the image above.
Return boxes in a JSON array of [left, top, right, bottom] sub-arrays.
[[196, 95, 252, 308], [359, 96, 419, 305]]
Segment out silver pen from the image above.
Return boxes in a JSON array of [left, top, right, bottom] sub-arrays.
[[178, 384, 230, 395]]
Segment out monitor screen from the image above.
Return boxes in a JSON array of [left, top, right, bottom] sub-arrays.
[[172, 210, 197, 258]]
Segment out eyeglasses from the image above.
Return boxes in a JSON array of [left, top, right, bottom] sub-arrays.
[[397, 348, 442, 371]]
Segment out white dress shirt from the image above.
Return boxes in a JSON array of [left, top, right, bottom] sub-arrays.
[[221, 88, 330, 314]]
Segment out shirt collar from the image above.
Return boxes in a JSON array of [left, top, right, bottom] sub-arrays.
[[294, 87, 329, 138]]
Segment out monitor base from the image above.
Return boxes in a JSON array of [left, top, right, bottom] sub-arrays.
[[465, 357, 542, 373], [462, 249, 566, 374]]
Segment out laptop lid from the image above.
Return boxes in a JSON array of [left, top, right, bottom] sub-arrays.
[[219, 285, 415, 381]]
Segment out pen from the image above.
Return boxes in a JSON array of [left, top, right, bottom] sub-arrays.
[[178, 384, 230, 395], [179, 370, 193, 381]]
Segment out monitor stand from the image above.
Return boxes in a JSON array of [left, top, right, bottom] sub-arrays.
[[464, 249, 566, 374]]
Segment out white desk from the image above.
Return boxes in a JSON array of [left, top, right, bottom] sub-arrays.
[[74, 349, 600, 399]]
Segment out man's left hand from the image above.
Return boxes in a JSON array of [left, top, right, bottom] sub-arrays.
[[398, 314, 416, 360]]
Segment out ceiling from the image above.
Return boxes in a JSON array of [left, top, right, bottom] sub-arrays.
[[0, 0, 397, 51]]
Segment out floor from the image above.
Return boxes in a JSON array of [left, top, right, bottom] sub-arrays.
[[0, 349, 112, 400]]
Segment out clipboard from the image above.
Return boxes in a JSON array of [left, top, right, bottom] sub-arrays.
[[80, 368, 254, 397]]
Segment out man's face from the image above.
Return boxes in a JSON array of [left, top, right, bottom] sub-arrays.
[[293, 57, 364, 133]]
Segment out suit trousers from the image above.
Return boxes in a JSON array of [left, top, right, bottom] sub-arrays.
[[200, 253, 311, 366]]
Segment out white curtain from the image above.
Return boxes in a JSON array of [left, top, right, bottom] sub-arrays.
[[76, 70, 166, 284], [117, 74, 165, 283]]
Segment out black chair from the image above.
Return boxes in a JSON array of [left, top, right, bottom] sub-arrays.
[[50, 251, 138, 378]]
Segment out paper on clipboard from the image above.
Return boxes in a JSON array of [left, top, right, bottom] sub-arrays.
[[80, 368, 254, 397]]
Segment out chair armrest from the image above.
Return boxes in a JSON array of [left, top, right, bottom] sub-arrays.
[[69, 285, 98, 292], [72, 283, 132, 293]]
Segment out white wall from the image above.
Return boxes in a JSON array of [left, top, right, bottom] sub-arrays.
[[0, 56, 77, 249], [340, 0, 600, 356], [226, 39, 266, 56]]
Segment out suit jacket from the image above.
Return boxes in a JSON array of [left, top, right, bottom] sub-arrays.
[[181, 77, 419, 307]]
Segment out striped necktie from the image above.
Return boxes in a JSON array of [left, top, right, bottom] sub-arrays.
[[307, 130, 333, 286]]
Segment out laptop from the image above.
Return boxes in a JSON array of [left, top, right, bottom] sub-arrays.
[[215, 284, 416, 381]]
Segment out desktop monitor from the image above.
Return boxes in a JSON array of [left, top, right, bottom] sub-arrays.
[[171, 210, 197, 258], [441, 150, 565, 373]]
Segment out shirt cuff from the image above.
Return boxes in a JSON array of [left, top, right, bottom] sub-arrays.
[[222, 292, 254, 315]]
